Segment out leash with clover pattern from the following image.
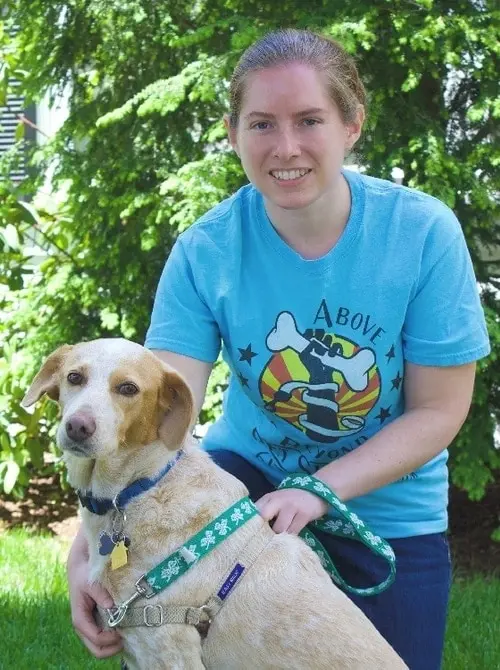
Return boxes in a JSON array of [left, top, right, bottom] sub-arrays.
[[108, 477, 396, 627], [279, 474, 396, 596], [107, 496, 259, 627]]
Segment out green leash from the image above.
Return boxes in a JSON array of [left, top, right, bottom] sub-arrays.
[[109, 479, 395, 627], [279, 474, 396, 597], [107, 496, 259, 627], [145, 497, 258, 593]]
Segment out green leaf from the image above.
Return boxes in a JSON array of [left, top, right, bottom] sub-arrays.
[[0, 432, 11, 452], [100, 308, 120, 331], [3, 460, 20, 494], [15, 121, 25, 141], [0, 224, 20, 250]]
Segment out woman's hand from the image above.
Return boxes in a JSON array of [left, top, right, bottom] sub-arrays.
[[255, 488, 328, 534], [67, 529, 123, 659]]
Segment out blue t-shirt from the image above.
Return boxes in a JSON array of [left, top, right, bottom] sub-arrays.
[[145, 169, 490, 538]]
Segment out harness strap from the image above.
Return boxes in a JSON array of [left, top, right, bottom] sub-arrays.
[[279, 474, 396, 596], [100, 477, 397, 632], [97, 526, 271, 630]]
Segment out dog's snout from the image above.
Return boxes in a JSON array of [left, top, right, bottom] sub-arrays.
[[66, 412, 96, 442]]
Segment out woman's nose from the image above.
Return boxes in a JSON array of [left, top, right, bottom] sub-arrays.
[[273, 129, 300, 160]]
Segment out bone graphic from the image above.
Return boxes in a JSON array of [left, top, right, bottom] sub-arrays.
[[266, 312, 375, 392], [266, 312, 309, 353]]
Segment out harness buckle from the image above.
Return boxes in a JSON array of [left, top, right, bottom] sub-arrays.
[[144, 604, 164, 627], [135, 575, 156, 599], [185, 605, 212, 626]]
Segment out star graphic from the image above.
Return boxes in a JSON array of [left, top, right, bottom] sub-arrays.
[[238, 372, 249, 388], [391, 371, 402, 391], [238, 344, 258, 365], [385, 345, 395, 362], [375, 406, 392, 424]]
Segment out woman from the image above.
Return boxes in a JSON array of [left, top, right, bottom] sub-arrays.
[[67, 29, 490, 669]]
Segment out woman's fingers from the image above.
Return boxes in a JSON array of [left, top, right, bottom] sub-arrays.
[[256, 494, 296, 533], [71, 589, 123, 654], [287, 514, 308, 535], [271, 509, 296, 534]]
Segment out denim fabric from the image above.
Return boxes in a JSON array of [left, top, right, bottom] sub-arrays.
[[210, 449, 452, 670]]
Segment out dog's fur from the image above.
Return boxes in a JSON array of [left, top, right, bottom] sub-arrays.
[[23, 338, 406, 669]]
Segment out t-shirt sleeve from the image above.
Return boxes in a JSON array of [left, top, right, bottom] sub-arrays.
[[144, 237, 221, 363], [403, 213, 490, 366]]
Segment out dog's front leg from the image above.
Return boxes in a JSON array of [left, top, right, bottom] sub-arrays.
[[122, 626, 207, 670]]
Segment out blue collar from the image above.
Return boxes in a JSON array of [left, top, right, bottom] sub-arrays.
[[77, 449, 185, 515]]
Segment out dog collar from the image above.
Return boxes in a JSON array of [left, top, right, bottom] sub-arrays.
[[77, 448, 185, 515]]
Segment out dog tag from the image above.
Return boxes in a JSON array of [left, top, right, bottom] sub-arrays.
[[99, 531, 131, 557], [113, 532, 131, 549], [99, 531, 116, 556], [111, 540, 128, 570]]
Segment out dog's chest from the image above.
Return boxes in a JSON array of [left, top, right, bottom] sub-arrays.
[[84, 512, 167, 590]]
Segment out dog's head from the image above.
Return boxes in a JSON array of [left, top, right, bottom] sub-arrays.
[[22, 338, 194, 459]]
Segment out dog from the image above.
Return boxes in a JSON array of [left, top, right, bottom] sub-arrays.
[[22, 338, 407, 669]]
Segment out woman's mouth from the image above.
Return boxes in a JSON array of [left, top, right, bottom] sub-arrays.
[[269, 168, 312, 184]]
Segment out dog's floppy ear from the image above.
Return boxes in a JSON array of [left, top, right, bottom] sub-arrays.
[[21, 344, 74, 408], [158, 368, 195, 450]]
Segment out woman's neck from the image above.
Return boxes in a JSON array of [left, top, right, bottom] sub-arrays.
[[264, 173, 351, 260]]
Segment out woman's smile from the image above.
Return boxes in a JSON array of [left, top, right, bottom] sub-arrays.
[[269, 167, 313, 185]]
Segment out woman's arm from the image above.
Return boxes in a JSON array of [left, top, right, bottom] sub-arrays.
[[316, 361, 476, 501], [67, 525, 123, 658], [257, 362, 476, 533]]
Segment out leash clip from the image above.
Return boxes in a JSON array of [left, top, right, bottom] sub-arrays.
[[107, 574, 155, 628], [107, 590, 141, 628]]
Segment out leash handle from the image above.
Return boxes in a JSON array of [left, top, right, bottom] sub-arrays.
[[278, 474, 396, 597]]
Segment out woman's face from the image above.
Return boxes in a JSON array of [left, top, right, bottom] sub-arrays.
[[225, 62, 363, 211]]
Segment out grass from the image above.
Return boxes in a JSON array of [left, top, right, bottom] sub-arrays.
[[444, 574, 500, 669], [0, 529, 498, 670], [0, 529, 119, 670]]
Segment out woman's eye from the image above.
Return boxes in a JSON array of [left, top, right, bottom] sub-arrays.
[[252, 121, 271, 131], [302, 118, 320, 127], [67, 372, 83, 385], [118, 382, 139, 396]]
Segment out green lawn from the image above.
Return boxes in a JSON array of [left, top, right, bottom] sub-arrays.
[[0, 529, 498, 670], [0, 530, 119, 670]]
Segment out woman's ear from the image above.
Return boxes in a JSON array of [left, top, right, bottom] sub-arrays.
[[223, 113, 240, 157], [158, 368, 195, 451], [344, 105, 365, 153]]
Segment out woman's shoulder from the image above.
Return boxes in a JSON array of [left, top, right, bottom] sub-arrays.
[[352, 170, 457, 218], [347, 169, 462, 241]]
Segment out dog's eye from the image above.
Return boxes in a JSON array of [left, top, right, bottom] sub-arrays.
[[118, 382, 139, 396], [67, 372, 83, 385]]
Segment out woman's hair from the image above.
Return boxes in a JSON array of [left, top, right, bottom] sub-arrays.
[[228, 29, 366, 128]]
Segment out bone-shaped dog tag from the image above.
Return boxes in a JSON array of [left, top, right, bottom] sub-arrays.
[[111, 540, 128, 571]]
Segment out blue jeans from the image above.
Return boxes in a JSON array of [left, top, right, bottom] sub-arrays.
[[210, 449, 452, 670]]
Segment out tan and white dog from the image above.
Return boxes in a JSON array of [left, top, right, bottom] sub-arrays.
[[23, 338, 406, 670]]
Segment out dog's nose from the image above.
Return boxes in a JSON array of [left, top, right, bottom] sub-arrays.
[[66, 412, 96, 442]]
